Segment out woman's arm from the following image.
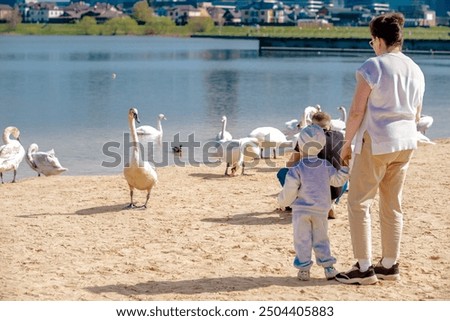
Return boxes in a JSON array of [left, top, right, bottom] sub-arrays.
[[341, 72, 372, 162]]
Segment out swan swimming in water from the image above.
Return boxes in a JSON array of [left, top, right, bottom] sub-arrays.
[[136, 113, 166, 144], [26, 143, 67, 177], [216, 116, 232, 141], [124, 108, 158, 209], [0, 126, 25, 183]]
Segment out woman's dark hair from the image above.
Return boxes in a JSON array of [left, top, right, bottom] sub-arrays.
[[369, 13, 405, 48]]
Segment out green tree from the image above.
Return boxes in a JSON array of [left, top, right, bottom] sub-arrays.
[[78, 16, 97, 35], [187, 17, 214, 33], [145, 16, 175, 35], [104, 16, 139, 35], [132, 0, 154, 25]]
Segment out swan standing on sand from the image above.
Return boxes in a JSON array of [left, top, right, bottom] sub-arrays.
[[214, 137, 260, 176], [216, 116, 232, 141], [26, 143, 67, 177], [248, 126, 288, 159], [0, 126, 25, 183], [136, 113, 166, 144], [124, 108, 158, 209], [234, 137, 260, 175]]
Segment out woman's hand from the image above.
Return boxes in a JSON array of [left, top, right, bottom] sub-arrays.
[[341, 142, 352, 166]]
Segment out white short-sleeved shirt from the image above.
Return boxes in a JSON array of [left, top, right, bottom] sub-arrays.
[[354, 52, 425, 155]]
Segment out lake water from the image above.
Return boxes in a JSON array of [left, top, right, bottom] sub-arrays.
[[1, 36, 449, 178]]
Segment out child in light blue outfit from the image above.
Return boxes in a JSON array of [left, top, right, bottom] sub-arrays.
[[278, 124, 349, 281]]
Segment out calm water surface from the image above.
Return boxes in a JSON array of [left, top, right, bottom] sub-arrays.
[[1, 36, 449, 177]]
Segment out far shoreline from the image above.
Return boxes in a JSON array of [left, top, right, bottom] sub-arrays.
[[192, 35, 450, 55]]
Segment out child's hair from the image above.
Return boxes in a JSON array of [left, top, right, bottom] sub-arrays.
[[311, 112, 331, 129], [370, 12, 405, 48]]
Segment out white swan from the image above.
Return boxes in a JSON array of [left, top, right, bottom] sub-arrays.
[[0, 126, 25, 183], [330, 106, 347, 133], [417, 115, 433, 134], [26, 143, 67, 177], [248, 126, 288, 159], [216, 115, 232, 141], [213, 137, 260, 176], [298, 104, 321, 129], [284, 105, 321, 139], [124, 108, 158, 209], [136, 113, 166, 143], [235, 137, 260, 175], [284, 118, 300, 139]]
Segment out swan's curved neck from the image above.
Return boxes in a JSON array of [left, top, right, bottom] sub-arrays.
[[221, 118, 227, 139], [26, 145, 38, 167], [2, 129, 12, 144], [27, 144, 38, 156], [157, 118, 163, 132], [341, 107, 347, 122], [129, 117, 140, 166]]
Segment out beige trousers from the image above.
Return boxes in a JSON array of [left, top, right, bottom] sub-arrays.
[[347, 132, 414, 261]]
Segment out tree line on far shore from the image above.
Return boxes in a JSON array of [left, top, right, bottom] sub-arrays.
[[1, 1, 448, 40]]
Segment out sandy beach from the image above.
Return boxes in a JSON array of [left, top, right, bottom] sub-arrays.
[[1, 139, 449, 301]]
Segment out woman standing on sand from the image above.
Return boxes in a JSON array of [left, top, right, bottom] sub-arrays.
[[335, 12, 425, 285]]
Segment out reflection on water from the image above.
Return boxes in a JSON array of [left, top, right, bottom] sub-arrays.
[[205, 70, 240, 121], [0, 36, 449, 178]]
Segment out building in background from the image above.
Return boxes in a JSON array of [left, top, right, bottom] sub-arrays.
[[345, 0, 380, 7], [0, 0, 448, 26], [345, 0, 448, 16], [328, 0, 345, 7], [0, 3, 14, 21], [15, 0, 70, 4], [296, 1, 324, 13]]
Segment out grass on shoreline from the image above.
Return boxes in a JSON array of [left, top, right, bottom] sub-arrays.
[[1, 23, 449, 40], [207, 25, 450, 40]]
